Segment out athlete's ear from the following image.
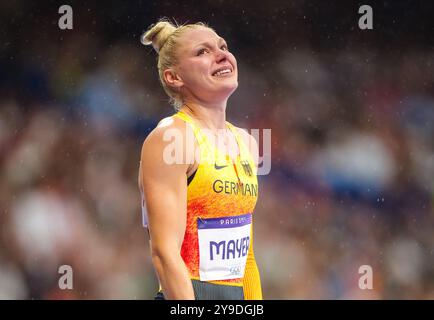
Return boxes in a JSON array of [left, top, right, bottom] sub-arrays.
[[163, 68, 184, 90]]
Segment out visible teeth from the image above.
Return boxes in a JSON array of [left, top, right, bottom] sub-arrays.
[[213, 69, 231, 76]]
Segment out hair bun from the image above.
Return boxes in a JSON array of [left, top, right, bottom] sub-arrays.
[[141, 20, 177, 53]]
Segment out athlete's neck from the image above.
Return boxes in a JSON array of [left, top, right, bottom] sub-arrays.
[[180, 102, 227, 131]]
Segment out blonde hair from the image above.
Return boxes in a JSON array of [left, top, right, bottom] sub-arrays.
[[141, 18, 212, 110]]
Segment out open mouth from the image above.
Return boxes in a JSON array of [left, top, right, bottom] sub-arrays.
[[212, 67, 233, 77]]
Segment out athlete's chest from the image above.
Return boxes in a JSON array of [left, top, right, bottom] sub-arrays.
[[188, 154, 258, 202]]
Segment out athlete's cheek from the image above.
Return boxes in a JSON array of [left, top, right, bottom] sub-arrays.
[[229, 57, 238, 73], [228, 52, 237, 63]]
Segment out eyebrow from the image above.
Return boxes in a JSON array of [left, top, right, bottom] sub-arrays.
[[193, 37, 227, 50]]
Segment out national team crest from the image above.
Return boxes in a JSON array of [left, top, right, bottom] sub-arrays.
[[240, 160, 253, 177]]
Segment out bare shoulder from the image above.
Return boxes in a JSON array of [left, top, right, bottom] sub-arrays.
[[141, 115, 189, 154], [140, 115, 194, 174], [145, 115, 186, 142]]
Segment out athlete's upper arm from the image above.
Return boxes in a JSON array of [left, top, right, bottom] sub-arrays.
[[140, 119, 189, 256]]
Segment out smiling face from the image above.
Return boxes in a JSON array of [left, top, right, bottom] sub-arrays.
[[168, 26, 238, 105]]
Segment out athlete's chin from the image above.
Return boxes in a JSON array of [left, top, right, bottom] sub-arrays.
[[215, 85, 238, 100], [203, 81, 238, 101], [227, 82, 238, 96], [217, 81, 238, 95]]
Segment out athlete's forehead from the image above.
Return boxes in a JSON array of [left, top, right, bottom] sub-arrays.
[[178, 27, 225, 53]]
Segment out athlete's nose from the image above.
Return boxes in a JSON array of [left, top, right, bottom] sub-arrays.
[[215, 49, 228, 64]]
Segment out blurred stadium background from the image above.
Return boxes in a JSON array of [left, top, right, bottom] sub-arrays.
[[1, 1, 433, 299]]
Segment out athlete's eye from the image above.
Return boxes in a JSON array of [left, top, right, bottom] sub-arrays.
[[221, 44, 228, 51], [197, 48, 209, 56]]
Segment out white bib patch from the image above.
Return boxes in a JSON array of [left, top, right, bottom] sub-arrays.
[[197, 213, 252, 281]]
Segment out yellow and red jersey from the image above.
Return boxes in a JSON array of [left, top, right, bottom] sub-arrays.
[[173, 110, 262, 300]]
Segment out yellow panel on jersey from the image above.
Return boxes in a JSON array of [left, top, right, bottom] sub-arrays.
[[173, 110, 262, 300]]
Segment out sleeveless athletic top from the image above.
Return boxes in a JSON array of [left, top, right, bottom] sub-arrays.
[[141, 110, 262, 300]]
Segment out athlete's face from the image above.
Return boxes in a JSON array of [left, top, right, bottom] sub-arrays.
[[171, 27, 238, 104]]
